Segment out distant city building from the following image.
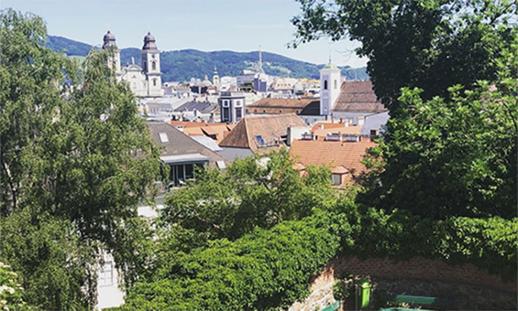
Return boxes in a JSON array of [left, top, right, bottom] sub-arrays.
[[102, 31, 164, 97], [218, 91, 246, 123]]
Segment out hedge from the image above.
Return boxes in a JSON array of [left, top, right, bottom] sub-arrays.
[[353, 208, 518, 279], [120, 211, 353, 310]]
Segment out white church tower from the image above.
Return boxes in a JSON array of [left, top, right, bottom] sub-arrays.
[[102, 30, 121, 75], [319, 61, 341, 117], [141, 32, 163, 97]]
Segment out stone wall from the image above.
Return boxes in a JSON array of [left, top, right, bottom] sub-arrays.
[[289, 255, 516, 310]]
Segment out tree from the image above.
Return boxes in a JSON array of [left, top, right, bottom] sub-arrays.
[[0, 8, 162, 307], [0, 261, 33, 310], [291, 0, 516, 113], [160, 150, 336, 240], [360, 79, 517, 219], [0, 209, 96, 309]]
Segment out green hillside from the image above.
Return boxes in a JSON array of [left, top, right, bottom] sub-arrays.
[[47, 35, 369, 82]]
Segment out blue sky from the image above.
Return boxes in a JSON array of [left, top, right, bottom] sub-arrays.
[[2, 0, 368, 67]]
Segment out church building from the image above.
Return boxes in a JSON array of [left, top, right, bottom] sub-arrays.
[[102, 31, 164, 97]]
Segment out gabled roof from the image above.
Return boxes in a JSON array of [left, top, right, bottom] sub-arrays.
[[219, 114, 306, 153], [147, 121, 224, 164], [174, 100, 218, 113], [289, 139, 376, 176], [248, 98, 317, 109], [170, 121, 233, 143], [334, 81, 386, 113]]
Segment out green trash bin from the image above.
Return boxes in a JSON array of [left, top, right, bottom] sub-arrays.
[[359, 280, 371, 309]]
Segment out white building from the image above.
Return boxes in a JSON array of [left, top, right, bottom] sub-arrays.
[[102, 31, 164, 98], [319, 62, 342, 117]]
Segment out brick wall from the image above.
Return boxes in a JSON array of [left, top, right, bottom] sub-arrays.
[[331, 256, 516, 292], [289, 255, 515, 311]]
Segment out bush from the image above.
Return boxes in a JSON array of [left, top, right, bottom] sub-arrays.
[[352, 208, 518, 279], [120, 211, 353, 310]]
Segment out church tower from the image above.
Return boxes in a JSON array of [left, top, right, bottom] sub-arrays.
[[212, 67, 220, 87], [102, 30, 121, 75], [319, 61, 341, 117], [142, 32, 163, 97]]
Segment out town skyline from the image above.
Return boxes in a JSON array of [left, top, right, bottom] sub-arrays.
[[2, 0, 368, 67]]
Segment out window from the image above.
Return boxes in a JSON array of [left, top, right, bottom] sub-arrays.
[[370, 129, 378, 137], [235, 107, 242, 121], [324, 80, 328, 90], [334, 79, 338, 89], [234, 100, 242, 106], [331, 174, 342, 185], [153, 78, 157, 86], [152, 61, 156, 71], [159, 132, 169, 143], [222, 100, 230, 107], [222, 107, 230, 121], [99, 262, 114, 287]]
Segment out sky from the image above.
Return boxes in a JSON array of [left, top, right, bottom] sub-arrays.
[[1, 0, 368, 67]]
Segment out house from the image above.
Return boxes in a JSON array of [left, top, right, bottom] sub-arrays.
[[289, 137, 376, 186], [147, 121, 225, 186], [219, 114, 306, 154]]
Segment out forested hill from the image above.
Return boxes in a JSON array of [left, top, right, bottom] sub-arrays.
[[47, 35, 369, 82]]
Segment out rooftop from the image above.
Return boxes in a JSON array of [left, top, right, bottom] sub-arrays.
[[219, 114, 306, 153], [334, 81, 386, 113]]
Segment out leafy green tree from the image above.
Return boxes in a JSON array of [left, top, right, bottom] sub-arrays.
[[0, 261, 33, 310], [0, 8, 162, 307], [160, 150, 336, 240], [0, 209, 96, 309], [291, 0, 516, 112], [360, 80, 517, 218], [0, 9, 72, 214]]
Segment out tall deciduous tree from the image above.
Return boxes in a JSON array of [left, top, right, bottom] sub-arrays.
[[292, 0, 516, 113], [0, 8, 162, 308], [361, 79, 517, 219]]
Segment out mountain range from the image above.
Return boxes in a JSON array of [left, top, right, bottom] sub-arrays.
[[47, 35, 369, 82]]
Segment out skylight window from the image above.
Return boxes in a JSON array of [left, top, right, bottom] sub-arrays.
[[159, 132, 169, 143]]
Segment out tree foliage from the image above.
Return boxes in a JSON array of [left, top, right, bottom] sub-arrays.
[[352, 207, 518, 279], [360, 80, 517, 219], [292, 0, 516, 112], [120, 211, 353, 311], [0, 9, 161, 308], [160, 150, 336, 240]]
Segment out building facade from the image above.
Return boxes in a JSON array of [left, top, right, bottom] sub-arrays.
[[218, 91, 246, 123], [319, 62, 342, 117], [102, 31, 164, 97]]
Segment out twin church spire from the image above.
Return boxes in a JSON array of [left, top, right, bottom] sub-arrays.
[[102, 30, 163, 97]]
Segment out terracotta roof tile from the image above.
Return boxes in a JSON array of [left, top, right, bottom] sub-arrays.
[[220, 114, 307, 153], [289, 139, 376, 176]]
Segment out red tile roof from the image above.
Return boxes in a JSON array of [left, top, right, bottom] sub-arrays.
[[219, 114, 307, 153], [289, 139, 376, 176]]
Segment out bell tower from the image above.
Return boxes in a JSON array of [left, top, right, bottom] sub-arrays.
[[102, 30, 121, 75], [142, 32, 163, 97], [319, 61, 341, 117]]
